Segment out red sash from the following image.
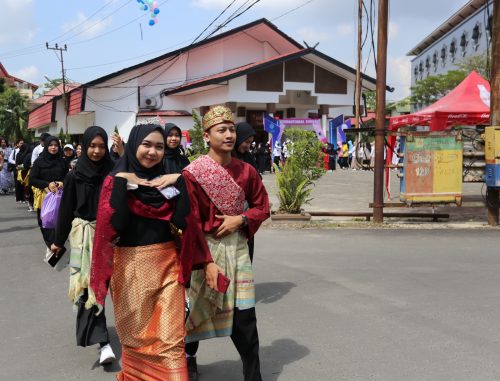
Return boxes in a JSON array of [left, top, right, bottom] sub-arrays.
[[184, 155, 245, 216]]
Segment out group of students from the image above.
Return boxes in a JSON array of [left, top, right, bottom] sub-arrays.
[[30, 105, 269, 381]]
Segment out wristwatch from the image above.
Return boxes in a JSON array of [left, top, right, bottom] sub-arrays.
[[241, 215, 248, 228]]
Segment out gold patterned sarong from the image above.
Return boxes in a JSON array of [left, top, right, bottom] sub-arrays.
[[111, 242, 188, 381], [186, 231, 255, 343]]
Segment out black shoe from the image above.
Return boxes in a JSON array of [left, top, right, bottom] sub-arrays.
[[187, 357, 198, 381]]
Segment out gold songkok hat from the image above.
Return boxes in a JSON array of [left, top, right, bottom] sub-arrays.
[[202, 105, 234, 131]]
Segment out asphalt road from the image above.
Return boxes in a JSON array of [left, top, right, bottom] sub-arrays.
[[1, 194, 500, 380]]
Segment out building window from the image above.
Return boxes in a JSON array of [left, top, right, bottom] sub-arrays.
[[432, 51, 438, 71], [460, 31, 468, 56], [418, 61, 423, 79], [471, 23, 481, 50], [449, 39, 457, 62], [425, 56, 431, 73], [414, 66, 418, 79], [440, 45, 447, 66]]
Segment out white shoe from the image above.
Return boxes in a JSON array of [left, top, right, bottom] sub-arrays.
[[99, 344, 116, 365]]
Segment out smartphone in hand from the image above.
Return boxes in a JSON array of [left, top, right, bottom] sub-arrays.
[[216, 273, 230, 294]]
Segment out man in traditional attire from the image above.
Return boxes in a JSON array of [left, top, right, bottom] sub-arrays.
[[181, 105, 270, 381]]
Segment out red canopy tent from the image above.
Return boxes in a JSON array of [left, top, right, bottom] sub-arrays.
[[389, 70, 490, 131], [385, 71, 491, 198]]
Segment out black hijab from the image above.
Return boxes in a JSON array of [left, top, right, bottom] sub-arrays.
[[234, 122, 258, 170], [111, 124, 166, 206], [75, 126, 114, 184], [15, 143, 28, 166], [36, 136, 67, 171], [163, 123, 189, 174], [235, 122, 256, 150], [111, 124, 165, 180]]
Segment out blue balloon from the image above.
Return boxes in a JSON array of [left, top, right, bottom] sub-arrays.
[[154, 8, 160, 14], [149, 19, 155, 26]]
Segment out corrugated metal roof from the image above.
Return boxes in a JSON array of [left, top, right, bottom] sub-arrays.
[[407, 0, 486, 56]]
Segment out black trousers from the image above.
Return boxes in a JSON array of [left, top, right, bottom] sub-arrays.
[[36, 209, 55, 249], [185, 307, 262, 381], [14, 171, 25, 201]]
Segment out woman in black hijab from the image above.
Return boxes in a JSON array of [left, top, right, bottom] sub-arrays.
[[234, 122, 258, 170], [14, 142, 29, 202], [29, 136, 68, 252], [233, 122, 259, 263], [90, 124, 191, 379], [50, 126, 116, 365], [163, 122, 190, 174]]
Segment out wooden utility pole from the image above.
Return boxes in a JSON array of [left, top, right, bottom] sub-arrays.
[[487, 0, 500, 225], [373, 0, 388, 223], [352, 0, 363, 170], [46, 43, 68, 135], [355, 0, 363, 126]]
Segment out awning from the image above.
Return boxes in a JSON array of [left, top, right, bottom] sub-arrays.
[[28, 102, 55, 129]]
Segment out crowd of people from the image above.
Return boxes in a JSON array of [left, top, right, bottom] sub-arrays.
[[3, 105, 269, 381]]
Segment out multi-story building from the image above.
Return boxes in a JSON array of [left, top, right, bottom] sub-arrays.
[[0, 62, 38, 99], [408, 0, 493, 89]]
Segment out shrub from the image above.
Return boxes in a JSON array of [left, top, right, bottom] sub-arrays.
[[275, 128, 325, 213]]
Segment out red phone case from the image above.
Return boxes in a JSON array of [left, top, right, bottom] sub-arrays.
[[217, 273, 231, 294]]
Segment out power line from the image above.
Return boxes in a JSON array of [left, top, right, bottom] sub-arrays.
[[0, 0, 122, 59], [191, 0, 239, 45], [271, 0, 315, 22]]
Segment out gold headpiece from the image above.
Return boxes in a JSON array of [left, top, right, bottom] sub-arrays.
[[202, 105, 234, 131]]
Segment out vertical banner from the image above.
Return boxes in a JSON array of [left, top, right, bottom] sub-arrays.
[[263, 113, 284, 158], [329, 114, 343, 147]]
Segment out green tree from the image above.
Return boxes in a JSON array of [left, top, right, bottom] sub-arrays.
[[0, 78, 5, 94], [456, 52, 491, 80], [0, 88, 29, 140], [364, 91, 376, 111], [410, 70, 466, 107], [42, 77, 63, 92], [189, 110, 207, 157]]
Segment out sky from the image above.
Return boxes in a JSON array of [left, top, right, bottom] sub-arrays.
[[0, 0, 467, 101]]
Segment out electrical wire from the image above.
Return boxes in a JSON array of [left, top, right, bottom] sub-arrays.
[[0, 0, 125, 59], [271, 0, 315, 22], [190, 0, 239, 45]]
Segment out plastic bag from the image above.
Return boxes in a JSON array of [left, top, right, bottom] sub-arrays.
[[41, 189, 63, 229]]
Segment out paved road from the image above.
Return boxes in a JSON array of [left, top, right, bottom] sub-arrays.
[[1, 194, 500, 380]]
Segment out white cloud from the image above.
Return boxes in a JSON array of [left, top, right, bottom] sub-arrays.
[[13, 65, 39, 82], [389, 21, 399, 40], [336, 23, 354, 37], [387, 55, 412, 100], [62, 12, 113, 39], [297, 27, 329, 44], [0, 0, 36, 45], [191, 0, 228, 9]]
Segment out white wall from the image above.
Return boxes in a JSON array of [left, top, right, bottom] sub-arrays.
[[85, 84, 138, 139]]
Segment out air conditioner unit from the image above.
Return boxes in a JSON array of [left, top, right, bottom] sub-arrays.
[[141, 96, 160, 110]]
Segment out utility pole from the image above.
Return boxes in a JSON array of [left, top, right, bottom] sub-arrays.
[[46, 43, 68, 135], [352, 0, 363, 170], [372, 0, 388, 223], [487, 0, 500, 225]]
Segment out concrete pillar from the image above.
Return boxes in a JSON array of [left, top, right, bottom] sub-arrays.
[[319, 104, 329, 138]]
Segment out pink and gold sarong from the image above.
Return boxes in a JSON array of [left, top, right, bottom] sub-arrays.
[[111, 242, 188, 381]]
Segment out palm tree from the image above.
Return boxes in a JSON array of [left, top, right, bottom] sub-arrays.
[[0, 88, 29, 140]]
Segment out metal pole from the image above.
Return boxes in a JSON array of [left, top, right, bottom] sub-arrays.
[[373, 0, 389, 223], [487, 0, 500, 225]]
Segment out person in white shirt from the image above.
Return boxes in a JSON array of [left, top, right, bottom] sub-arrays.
[[31, 133, 50, 165]]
